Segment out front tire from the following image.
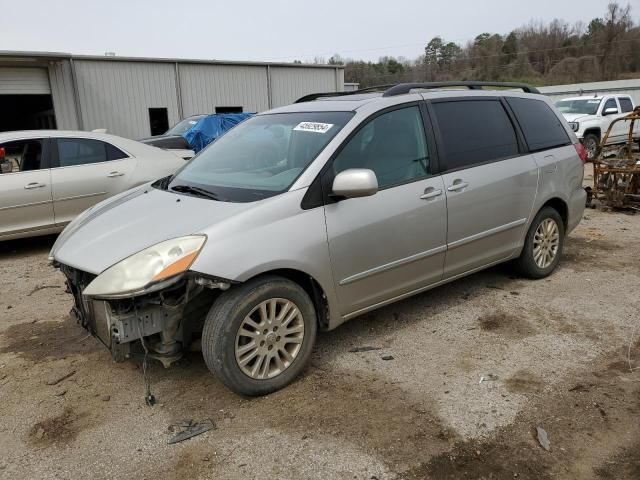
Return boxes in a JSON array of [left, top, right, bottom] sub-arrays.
[[515, 207, 565, 279], [582, 133, 600, 162], [202, 275, 317, 396]]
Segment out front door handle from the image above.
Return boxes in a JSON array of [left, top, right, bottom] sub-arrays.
[[24, 182, 46, 189], [447, 181, 469, 192], [420, 188, 443, 200], [107, 171, 124, 178]]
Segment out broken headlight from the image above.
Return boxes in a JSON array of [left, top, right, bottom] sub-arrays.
[[83, 235, 207, 299]]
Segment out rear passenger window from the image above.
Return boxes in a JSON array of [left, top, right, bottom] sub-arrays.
[[57, 139, 126, 167], [432, 100, 518, 170], [619, 97, 633, 113], [506, 98, 571, 152]]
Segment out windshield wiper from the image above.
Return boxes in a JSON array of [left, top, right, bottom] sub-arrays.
[[170, 184, 224, 201]]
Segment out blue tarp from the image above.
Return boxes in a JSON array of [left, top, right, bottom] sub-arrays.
[[182, 113, 253, 153]]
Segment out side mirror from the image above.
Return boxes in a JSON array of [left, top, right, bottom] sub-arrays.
[[603, 107, 619, 116], [332, 168, 378, 199]]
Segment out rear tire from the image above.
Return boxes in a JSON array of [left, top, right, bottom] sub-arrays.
[[202, 275, 317, 396], [515, 207, 565, 279]]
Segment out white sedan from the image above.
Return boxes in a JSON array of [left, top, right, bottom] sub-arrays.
[[0, 130, 186, 241]]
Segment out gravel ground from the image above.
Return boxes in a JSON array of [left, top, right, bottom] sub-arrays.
[[1, 170, 639, 479]]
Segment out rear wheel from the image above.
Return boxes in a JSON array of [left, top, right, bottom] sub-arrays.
[[582, 133, 600, 162], [515, 207, 565, 279], [202, 275, 317, 396]]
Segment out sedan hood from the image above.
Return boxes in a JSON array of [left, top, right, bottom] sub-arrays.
[[52, 186, 252, 274]]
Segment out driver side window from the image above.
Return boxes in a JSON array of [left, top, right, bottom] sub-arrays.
[[333, 106, 430, 189], [0, 139, 45, 174], [603, 98, 618, 114]]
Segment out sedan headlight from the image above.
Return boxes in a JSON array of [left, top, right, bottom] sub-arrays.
[[568, 122, 579, 132], [83, 235, 206, 299]]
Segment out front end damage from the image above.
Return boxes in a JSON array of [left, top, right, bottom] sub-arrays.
[[59, 264, 226, 367]]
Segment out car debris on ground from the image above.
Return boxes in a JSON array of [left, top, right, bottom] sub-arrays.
[[167, 419, 215, 444]]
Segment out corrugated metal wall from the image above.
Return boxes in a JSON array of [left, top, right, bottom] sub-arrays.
[[0, 56, 343, 139], [0, 67, 50, 94], [270, 67, 340, 107], [73, 60, 180, 138], [48, 61, 79, 130], [179, 64, 269, 116]]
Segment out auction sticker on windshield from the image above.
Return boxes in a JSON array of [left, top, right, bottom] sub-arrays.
[[294, 122, 334, 134]]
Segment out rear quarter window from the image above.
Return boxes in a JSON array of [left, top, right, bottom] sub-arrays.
[[506, 98, 571, 152]]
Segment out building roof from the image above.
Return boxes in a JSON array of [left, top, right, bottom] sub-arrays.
[[0, 50, 344, 69]]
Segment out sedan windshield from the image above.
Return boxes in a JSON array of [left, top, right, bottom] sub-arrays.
[[165, 115, 206, 136], [166, 111, 353, 202], [555, 99, 601, 115]]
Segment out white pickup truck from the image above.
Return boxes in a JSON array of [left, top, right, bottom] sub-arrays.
[[555, 94, 640, 161]]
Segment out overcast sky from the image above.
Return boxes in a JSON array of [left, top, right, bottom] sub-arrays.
[[0, 0, 627, 63]]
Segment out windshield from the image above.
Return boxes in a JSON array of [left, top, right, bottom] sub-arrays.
[[165, 115, 206, 136], [555, 99, 601, 115], [166, 111, 353, 202]]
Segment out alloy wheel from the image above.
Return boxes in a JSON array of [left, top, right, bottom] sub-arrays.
[[235, 298, 305, 380], [533, 218, 560, 269]]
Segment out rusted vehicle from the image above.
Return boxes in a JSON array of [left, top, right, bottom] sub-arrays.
[[593, 107, 640, 209]]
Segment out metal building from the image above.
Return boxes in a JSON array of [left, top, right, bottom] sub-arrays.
[[0, 51, 345, 139], [539, 79, 640, 105]]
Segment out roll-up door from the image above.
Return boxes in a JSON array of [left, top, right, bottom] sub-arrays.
[[0, 67, 50, 95]]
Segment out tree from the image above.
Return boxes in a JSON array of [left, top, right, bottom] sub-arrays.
[[328, 54, 344, 65], [424, 37, 444, 65], [502, 32, 518, 64], [344, 1, 638, 87]]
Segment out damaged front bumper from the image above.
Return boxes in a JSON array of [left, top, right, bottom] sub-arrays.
[[59, 264, 221, 367]]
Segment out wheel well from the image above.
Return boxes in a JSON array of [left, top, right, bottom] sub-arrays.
[[583, 128, 601, 139], [541, 198, 568, 230], [252, 269, 330, 331]]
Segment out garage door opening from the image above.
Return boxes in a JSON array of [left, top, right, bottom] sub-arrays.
[[0, 95, 56, 132]]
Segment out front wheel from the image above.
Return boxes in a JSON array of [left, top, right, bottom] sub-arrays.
[[202, 275, 317, 396], [515, 207, 565, 279], [582, 133, 600, 162]]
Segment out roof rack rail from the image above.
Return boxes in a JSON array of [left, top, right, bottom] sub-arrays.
[[382, 81, 540, 96], [295, 84, 394, 103], [295, 81, 540, 104]]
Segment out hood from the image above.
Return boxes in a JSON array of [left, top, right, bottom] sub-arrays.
[[561, 113, 592, 122], [52, 186, 253, 274], [139, 135, 190, 150]]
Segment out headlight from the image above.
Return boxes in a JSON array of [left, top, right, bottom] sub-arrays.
[[568, 122, 579, 132], [83, 235, 206, 298]]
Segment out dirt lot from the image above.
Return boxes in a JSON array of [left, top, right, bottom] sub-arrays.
[[1, 189, 639, 478]]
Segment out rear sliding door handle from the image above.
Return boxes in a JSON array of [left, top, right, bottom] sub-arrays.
[[447, 181, 469, 192], [420, 188, 443, 200], [107, 171, 124, 177], [24, 182, 46, 189]]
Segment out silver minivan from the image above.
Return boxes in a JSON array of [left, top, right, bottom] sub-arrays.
[[50, 82, 587, 396]]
